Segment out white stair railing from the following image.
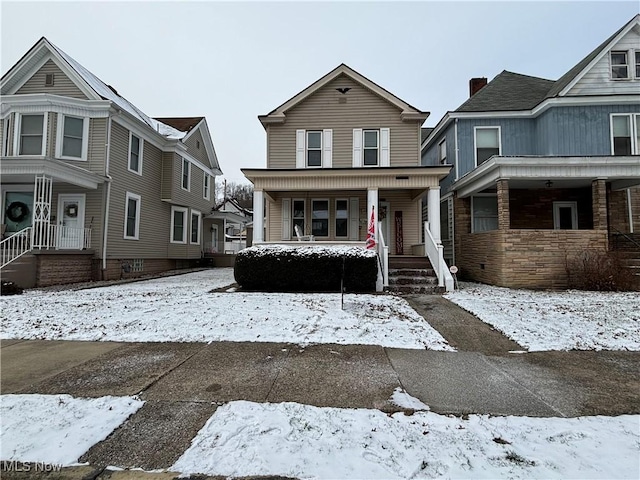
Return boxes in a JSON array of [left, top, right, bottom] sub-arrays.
[[377, 221, 389, 288], [1, 228, 33, 269], [49, 225, 92, 250], [424, 221, 454, 292]]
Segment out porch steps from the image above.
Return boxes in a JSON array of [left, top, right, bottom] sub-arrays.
[[1, 253, 37, 289], [385, 256, 442, 295]]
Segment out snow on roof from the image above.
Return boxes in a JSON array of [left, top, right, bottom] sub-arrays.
[[241, 244, 377, 259], [49, 41, 186, 140]]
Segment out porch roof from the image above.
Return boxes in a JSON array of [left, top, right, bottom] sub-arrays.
[[454, 156, 640, 198], [0, 157, 106, 189], [205, 211, 250, 224], [242, 166, 451, 195]]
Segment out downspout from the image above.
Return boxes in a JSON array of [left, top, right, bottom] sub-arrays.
[[453, 118, 459, 266], [627, 188, 634, 234], [102, 113, 114, 275]]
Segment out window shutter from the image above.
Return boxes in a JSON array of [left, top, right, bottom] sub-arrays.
[[296, 130, 305, 169], [352, 128, 362, 167], [322, 129, 332, 168], [282, 198, 291, 240], [349, 197, 359, 240], [380, 128, 390, 167]]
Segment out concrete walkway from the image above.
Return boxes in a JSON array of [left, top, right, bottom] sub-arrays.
[[1, 295, 639, 478]]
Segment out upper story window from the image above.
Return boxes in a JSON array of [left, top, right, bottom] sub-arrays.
[[611, 51, 629, 79], [306, 131, 322, 167], [636, 51, 640, 78], [128, 133, 142, 174], [439, 139, 447, 164], [474, 127, 501, 166], [55, 114, 89, 161], [19, 114, 45, 155], [182, 158, 190, 191], [363, 130, 379, 166], [203, 174, 211, 200], [611, 114, 640, 155]]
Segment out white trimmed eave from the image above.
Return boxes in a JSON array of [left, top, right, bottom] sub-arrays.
[[0, 93, 111, 119], [0, 156, 107, 189], [242, 166, 451, 192], [454, 156, 640, 198]]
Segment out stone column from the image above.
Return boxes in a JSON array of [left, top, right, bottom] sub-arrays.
[[592, 179, 607, 231], [496, 179, 510, 230], [252, 190, 264, 243], [427, 186, 441, 243]]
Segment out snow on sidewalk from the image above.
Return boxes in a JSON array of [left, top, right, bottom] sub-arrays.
[[171, 400, 640, 479], [446, 283, 640, 351], [0, 394, 143, 465], [0, 269, 453, 350]]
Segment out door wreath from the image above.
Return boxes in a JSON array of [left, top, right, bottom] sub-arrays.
[[5, 201, 30, 223], [64, 204, 78, 218]]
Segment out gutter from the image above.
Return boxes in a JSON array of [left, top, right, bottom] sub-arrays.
[[102, 113, 113, 273]]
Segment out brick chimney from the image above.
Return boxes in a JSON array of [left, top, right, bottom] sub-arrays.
[[469, 77, 488, 97]]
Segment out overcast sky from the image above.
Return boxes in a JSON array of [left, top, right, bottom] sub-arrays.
[[2, 1, 638, 183]]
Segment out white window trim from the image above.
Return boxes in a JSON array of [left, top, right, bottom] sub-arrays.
[[635, 50, 640, 79], [181, 157, 190, 192], [170, 206, 188, 244], [292, 198, 306, 237], [190, 209, 202, 245], [306, 130, 322, 168], [14, 112, 47, 157], [610, 113, 639, 155], [438, 138, 447, 164], [363, 129, 379, 166], [128, 131, 143, 175], [55, 113, 89, 161], [553, 201, 578, 230], [610, 50, 630, 81], [335, 198, 349, 238], [203, 174, 211, 200], [473, 126, 502, 167], [311, 198, 330, 238], [123, 192, 141, 240], [470, 194, 498, 233]]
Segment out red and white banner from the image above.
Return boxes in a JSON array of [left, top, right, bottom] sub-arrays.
[[366, 206, 376, 250]]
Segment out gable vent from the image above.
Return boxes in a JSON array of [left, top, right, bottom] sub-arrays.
[[45, 73, 54, 86], [336, 87, 351, 94]]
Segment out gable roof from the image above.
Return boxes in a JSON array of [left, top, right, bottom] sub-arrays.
[[154, 117, 204, 133], [456, 71, 555, 112], [421, 127, 434, 144], [259, 63, 428, 126]]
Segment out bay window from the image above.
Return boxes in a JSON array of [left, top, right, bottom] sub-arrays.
[[19, 114, 45, 155]]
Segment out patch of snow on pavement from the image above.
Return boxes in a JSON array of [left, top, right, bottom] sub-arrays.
[[0, 394, 144, 465], [0, 269, 453, 350], [171, 400, 639, 479], [390, 387, 430, 411], [445, 283, 640, 351]]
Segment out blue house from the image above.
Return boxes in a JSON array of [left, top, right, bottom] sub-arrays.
[[422, 15, 640, 288]]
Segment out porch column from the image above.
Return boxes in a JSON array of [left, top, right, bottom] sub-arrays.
[[367, 188, 378, 240], [253, 189, 264, 243], [592, 179, 607, 230], [32, 174, 53, 248], [496, 179, 510, 230], [427, 186, 441, 243]]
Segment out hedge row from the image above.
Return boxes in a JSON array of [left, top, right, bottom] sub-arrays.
[[234, 245, 378, 292]]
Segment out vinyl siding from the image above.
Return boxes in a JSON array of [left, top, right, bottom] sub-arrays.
[[161, 152, 173, 199], [6, 114, 14, 155], [568, 29, 640, 96], [171, 154, 212, 212], [50, 184, 104, 253], [268, 74, 421, 169], [15, 59, 88, 99], [48, 116, 107, 174], [183, 128, 210, 167], [422, 123, 457, 194]]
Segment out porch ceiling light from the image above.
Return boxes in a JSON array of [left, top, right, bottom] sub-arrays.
[[545, 180, 553, 188]]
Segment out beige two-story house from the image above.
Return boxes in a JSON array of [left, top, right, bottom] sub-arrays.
[[1, 37, 221, 287], [243, 64, 452, 288]]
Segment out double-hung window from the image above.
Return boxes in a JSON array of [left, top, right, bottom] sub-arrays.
[[474, 127, 501, 165], [292, 199, 306, 237], [636, 51, 640, 79], [335, 199, 348, 237], [19, 114, 45, 155], [363, 130, 379, 166], [471, 196, 498, 232], [306, 131, 322, 167], [311, 200, 329, 237], [439, 139, 447, 164], [611, 51, 629, 79], [129, 133, 142, 174], [203, 174, 211, 200], [182, 158, 190, 191], [124, 192, 141, 240], [61, 116, 83, 158], [171, 206, 188, 243], [611, 114, 640, 155], [190, 210, 201, 244]]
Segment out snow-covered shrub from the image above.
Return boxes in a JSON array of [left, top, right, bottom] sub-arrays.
[[566, 250, 637, 291], [234, 245, 378, 292], [1, 281, 23, 295]]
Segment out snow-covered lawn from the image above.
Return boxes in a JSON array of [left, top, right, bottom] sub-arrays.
[[446, 283, 640, 351], [0, 394, 143, 465], [172, 400, 639, 479], [0, 269, 453, 350]]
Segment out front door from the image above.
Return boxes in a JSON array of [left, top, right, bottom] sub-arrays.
[[57, 194, 86, 249], [379, 201, 391, 250], [211, 225, 219, 252]]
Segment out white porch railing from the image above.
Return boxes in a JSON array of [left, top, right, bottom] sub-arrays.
[[0, 225, 91, 269], [1, 228, 32, 269], [377, 221, 389, 287], [424, 221, 454, 292]]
